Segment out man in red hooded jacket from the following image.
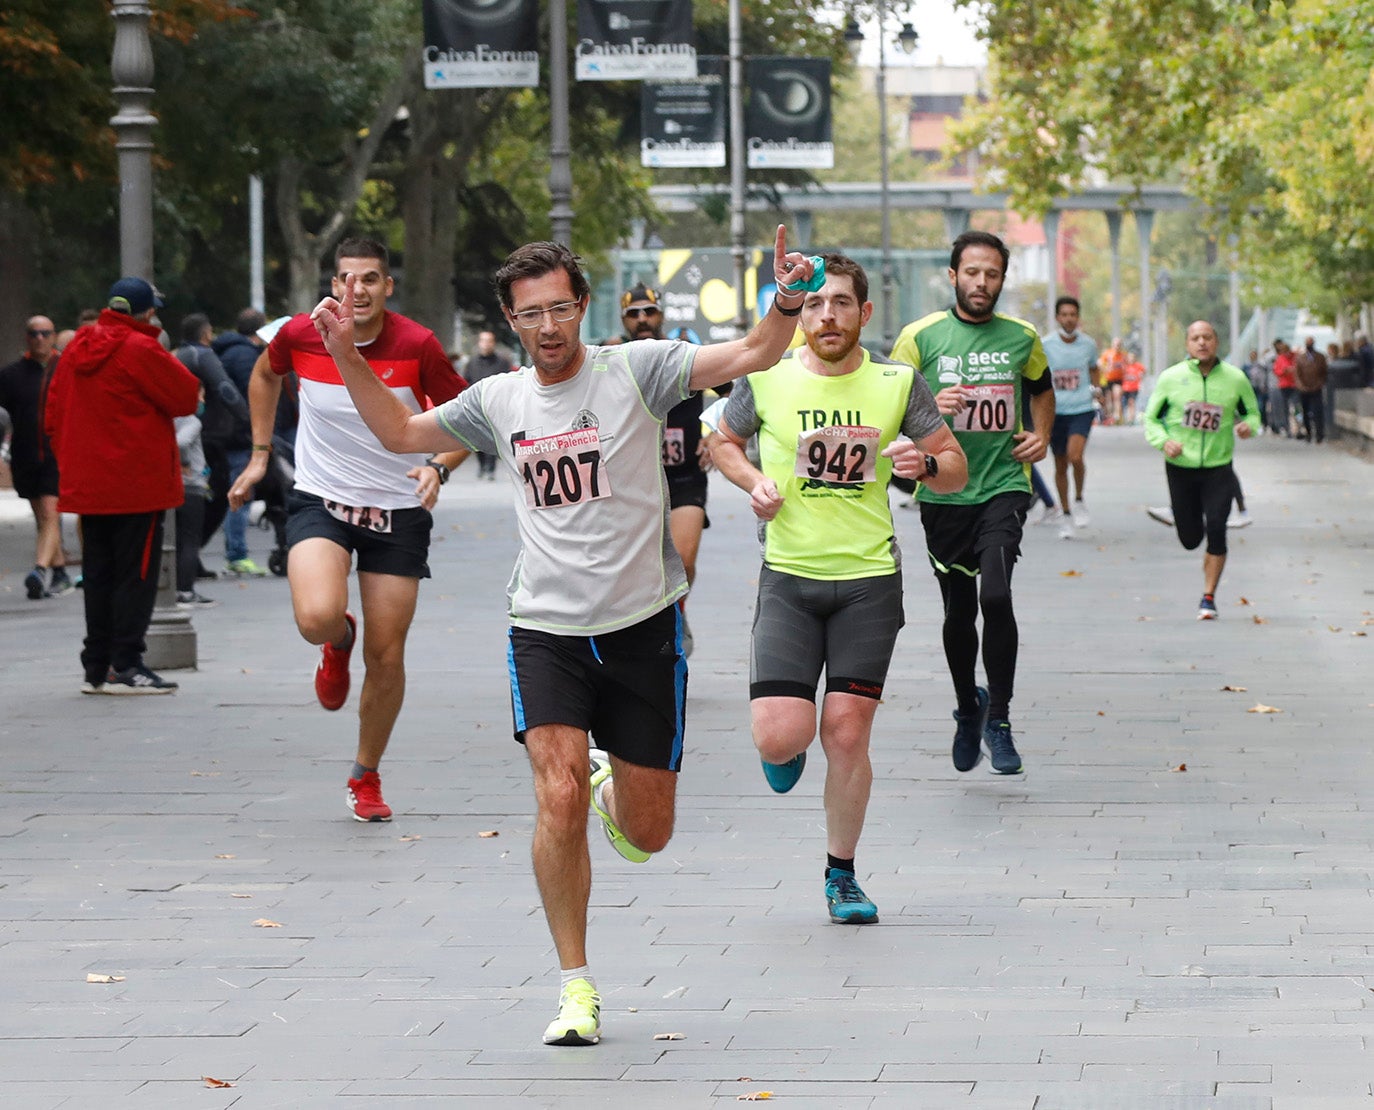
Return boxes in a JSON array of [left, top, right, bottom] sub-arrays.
[[44, 277, 201, 694]]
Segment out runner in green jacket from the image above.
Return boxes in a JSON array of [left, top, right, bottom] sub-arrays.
[[1142, 320, 1260, 620]]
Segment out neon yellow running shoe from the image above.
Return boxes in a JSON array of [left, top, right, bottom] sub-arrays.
[[589, 752, 651, 864], [542, 977, 602, 1046]]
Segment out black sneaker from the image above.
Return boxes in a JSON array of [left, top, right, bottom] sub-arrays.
[[104, 664, 178, 695], [196, 562, 219, 581], [951, 686, 989, 772], [48, 569, 74, 596], [983, 719, 1023, 775], [176, 590, 218, 609], [24, 568, 48, 600]]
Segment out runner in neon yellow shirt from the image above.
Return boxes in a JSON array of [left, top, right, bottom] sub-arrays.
[[712, 253, 966, 925]]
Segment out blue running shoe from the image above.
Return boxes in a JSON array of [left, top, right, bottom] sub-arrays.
[[824, 868, 878, 924], [1197, 594, 1218, 621], [952, 687, 989, 772], [983, 719, 1023, 775], [761, 752, 806, 793]]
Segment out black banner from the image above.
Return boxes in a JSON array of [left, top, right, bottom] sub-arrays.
[[745, 57, 833, 169], [576, 0, 696, 81], [422, 0, 539, 89], [641, 56, 726, 167]]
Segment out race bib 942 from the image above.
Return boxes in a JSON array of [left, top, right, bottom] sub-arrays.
[[794, 425, 880, 485], [515, 428, 613, 510]]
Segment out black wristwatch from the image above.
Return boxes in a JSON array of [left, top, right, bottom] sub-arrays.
[[922, 454, 939, 479], [427, 461, 451, 485]]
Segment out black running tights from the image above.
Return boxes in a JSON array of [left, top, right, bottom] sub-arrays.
[[937, 544, 1019, 721]]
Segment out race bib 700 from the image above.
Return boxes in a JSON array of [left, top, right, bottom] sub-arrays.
[[958, 383, 1015, 433]]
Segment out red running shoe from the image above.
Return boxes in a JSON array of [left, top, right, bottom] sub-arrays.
[[314, 612, 356, 711], [346, 770, 392, 822]]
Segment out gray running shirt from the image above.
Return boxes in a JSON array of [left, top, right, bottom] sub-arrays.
[[435, 341, 696, 635]]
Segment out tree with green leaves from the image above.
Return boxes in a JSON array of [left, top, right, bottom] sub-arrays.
[[950, 0, 1374, 318]]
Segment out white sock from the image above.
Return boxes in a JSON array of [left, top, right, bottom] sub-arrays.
[[561, 965, 593, 989]]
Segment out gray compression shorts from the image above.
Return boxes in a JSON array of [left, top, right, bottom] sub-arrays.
[[749, 566, 904, 702]]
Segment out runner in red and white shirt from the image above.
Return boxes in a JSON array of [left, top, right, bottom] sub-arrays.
[[229, 237, 467, 822]]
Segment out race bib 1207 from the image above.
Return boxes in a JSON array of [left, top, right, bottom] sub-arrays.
[[515, 428, 613, 510]]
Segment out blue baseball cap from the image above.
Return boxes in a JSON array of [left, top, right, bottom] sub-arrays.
[[107, 277, 165, 315]]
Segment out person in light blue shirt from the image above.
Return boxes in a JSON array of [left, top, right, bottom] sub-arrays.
[[1040, 296, 1099, 538]]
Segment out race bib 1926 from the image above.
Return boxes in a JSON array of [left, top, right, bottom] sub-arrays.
[[1182, 400, 1223, 432]]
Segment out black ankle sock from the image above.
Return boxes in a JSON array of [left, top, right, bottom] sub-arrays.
[[827, 854, 855, 876]]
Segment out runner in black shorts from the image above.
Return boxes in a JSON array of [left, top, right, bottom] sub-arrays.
[[890, 230, 1054, 777], [621, 284, 713, 656]]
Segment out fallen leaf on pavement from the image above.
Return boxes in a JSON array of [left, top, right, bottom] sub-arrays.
[[1252, 615, 1268, 625], [1247, 704, 1282, 714], [1097, 711, 1105, 717], [86, 973, 125, 983], [215, 854, 235, 860], [203, 1076, 235, 1088], [1220, 685, 1247, 692], [1171, 763, 1187, 772], [1237, 597, 1251, 606], [1328, 625, 1343, 633], [231, 893, 252, 899], [399, 835, 422, 842], [738, 1094, 774, 1102], [1354, 631, 1368, 638], [1060, 569, 1083, 577], [252, 919, 282, 928], [479, 830, 500, 838], [653, 1032, 685, 1040]]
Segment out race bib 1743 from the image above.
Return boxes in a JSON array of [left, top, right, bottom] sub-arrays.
[[323, 500, 392, 533], [515, 428, 613, 510], [794, 425, 880, 485]]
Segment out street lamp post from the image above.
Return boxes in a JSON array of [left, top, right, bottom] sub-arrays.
[[548, 0, 573, 245], [846, 10, 918, 349], [110, 0, 197, 670]]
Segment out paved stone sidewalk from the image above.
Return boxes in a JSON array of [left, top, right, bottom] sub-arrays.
[[0, 426, 1371, 1108]]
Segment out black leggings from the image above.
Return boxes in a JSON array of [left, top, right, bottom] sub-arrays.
[[1166, 463, 1235, 556], [937, 543, 1019, 721]]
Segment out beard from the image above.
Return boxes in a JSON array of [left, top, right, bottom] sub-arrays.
[[954, 282, 1000, 320]]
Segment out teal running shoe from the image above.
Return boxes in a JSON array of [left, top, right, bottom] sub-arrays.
[[761, 752, 806, 794], [824, 868, 878, 924]]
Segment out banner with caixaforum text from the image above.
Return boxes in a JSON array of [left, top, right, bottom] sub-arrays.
[[576, 0, 697, 81], [422, 0, 539, 89], [745, 57, 834, 169]]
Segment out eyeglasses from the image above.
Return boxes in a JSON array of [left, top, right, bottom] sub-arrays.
[[511, 300, 581, 329], [623, 306, 661, 319], [27, 328, 54, 338]]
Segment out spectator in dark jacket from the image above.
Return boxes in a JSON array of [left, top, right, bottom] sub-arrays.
[[44, 277, 200, 693], [1293, 336, 1328, 443], [212, 309, 269, 575], [176, 314, 251, 573]]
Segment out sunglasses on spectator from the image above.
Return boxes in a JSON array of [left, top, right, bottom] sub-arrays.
[[623, 307, 661, 319], [28, 328, 54, 337]]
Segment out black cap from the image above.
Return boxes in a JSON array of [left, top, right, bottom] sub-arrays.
[[107, 277, 164, 315], [620, 283, 660, 311]]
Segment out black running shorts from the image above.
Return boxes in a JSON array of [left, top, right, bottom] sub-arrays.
[[919, 491, 1031, 577], [507, 605, 687, 772], [284, 490, 432, 578]]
